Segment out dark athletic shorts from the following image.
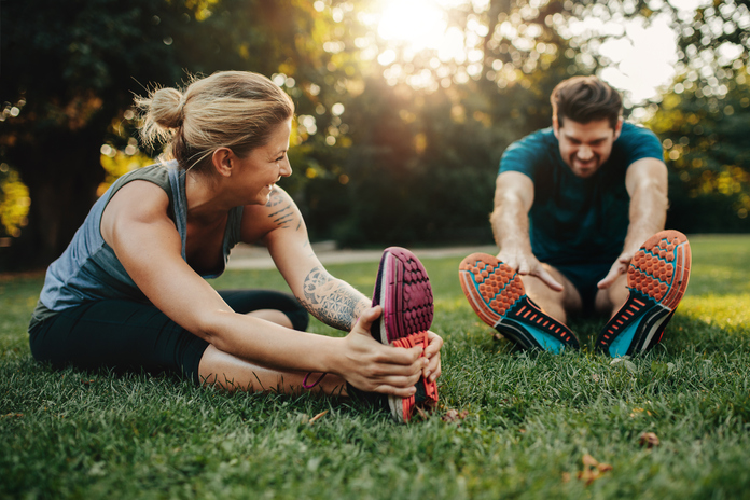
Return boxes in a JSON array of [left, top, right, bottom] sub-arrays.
[[550, 261, 614, 316], [28, 290, 309, 384]]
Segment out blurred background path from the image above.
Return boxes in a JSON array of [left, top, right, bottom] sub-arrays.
[[227, 242, 497, 270]]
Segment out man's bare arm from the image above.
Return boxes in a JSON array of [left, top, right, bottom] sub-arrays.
[[598, 157, 668, 288], [490, 170, 562, 290]]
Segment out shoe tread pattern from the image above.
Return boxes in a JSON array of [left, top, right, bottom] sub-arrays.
[[459, 253, 578, 350], [383, 247, 434, 343], [597, 230, 691, 356], [372, 247, 436, 422]]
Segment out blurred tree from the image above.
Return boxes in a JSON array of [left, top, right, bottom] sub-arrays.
[[649, 69, 750, 232], [308, 0, 621, 247], [645, 0, 750, 232], [4, 0, 746, 270], [0, 0, 356, 268]]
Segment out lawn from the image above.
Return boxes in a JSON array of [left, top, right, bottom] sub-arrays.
[[1, 235, 749, 499]]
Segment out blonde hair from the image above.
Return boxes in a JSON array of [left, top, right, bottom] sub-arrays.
[[136, 71, 294, 172]]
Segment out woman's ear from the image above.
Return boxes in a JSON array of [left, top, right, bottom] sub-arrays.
[[211, 148, 234, 178]]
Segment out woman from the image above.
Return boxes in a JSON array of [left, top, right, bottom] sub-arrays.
[[28, 71, 442, 421]]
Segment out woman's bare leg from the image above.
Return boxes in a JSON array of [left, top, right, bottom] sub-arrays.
[[197, 307, 344, 394], [247, 309, 294, 329], [198, 345, 348, 395]]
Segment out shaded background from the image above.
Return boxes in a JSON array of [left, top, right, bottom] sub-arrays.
[[1, 0, 748, 271]]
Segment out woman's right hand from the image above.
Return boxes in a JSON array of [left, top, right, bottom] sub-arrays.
[[338, 306, 426, 398]]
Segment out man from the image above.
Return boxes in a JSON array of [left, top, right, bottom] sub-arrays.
[[459, 76, 691, 357]]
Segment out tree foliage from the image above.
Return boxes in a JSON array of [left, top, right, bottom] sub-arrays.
[[648, 67, 750, 232], [0, 0, 350, 268], [2, 0, 748, 270]]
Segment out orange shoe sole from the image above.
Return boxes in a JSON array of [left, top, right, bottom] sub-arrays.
[[597, 230, 692, 357], [459, 253, 578, 353]]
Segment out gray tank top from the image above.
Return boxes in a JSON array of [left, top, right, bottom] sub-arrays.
[[30, 161, 244, 328]]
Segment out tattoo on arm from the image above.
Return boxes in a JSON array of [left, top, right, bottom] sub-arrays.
[[269, 204, 294, 228], [266, 189, 302, 231], [297, 266, 369, 331]]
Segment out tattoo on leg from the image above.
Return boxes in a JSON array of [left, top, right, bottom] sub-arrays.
[[298, 266, 367, 331]]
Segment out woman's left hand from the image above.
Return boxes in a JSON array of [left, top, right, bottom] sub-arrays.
[[423, 331, 443, 383]]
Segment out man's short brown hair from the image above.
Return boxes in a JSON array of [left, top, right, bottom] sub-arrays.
[[551, 76, 622, 129]]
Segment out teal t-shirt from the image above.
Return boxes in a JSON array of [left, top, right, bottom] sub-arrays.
[[498, 122, 663, 266]]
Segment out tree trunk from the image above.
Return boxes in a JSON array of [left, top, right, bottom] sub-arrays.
[[5, 127, 105, 271]]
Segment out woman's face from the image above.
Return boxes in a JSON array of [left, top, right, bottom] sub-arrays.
[[234, 118, 293, 205]]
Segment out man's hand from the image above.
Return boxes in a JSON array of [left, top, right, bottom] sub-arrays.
[[497, 248, 563, 292], [597, 252, 633, 289]]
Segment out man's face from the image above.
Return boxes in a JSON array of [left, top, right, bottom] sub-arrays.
[[553, 117, 622, 178]]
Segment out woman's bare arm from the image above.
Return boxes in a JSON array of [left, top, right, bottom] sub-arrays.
[[100, 181, 424, 396]]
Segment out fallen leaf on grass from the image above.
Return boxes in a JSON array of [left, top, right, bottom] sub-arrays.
[[576, 454, 613, 485], [582, 454, 598, 466], [610, 357, 637, 373], [442, 409, 469, 422], [308, 410, 328, 424], [2, 413, 24, 418], [490, 330, 505, 342], [639, 431, 659, 448]]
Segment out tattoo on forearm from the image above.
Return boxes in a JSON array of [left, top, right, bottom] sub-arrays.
[[302, 241, 315, 258], [297, 266, 367, 331]]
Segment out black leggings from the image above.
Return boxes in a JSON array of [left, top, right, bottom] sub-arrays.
[[28, 290, 309, 384]]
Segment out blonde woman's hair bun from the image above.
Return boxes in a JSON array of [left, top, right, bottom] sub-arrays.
[[135, 86, 185, 150], [147, 87, 184, 129], [135, 71, 294, 173]]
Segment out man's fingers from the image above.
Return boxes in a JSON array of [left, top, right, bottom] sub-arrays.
[[535, 268, 563, 292], [516, 260, 531, 275], [598, 259, 628, 289], [597, 270, 618, 289]]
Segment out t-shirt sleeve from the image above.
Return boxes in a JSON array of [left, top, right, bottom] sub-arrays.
[[498, 130, 549, 181], [618, 123, 664, 166]]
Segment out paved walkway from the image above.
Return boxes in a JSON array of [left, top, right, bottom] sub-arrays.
[[226, 241, 497, 269]]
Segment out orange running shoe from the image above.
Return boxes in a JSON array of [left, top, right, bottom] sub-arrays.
[[459, 253, 579, 353], [596, 230, 691, 357]]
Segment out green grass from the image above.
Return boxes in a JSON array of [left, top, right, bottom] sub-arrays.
[[2, 234, 750, 499]]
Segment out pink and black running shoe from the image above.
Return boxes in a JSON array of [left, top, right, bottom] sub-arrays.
[[596, 230, 691, 358], [459, 253, 579, 353], [371, 247, 438, 422]]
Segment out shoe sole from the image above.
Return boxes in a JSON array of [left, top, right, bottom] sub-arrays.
[[372, 247, 436, 422], [458, 253, 579, 353], [392, 331, 439, 421], [597, 230, 692, 357]]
